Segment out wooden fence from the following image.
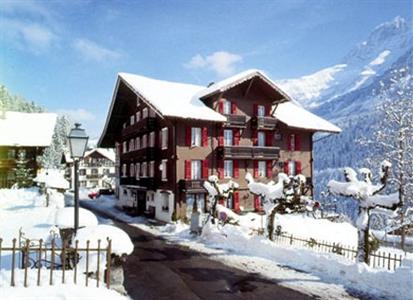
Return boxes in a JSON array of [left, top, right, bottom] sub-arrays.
[[0, 237, 112, 288], [273, 233, 404, 271]]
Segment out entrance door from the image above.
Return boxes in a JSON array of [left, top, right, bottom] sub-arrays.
[[137, 191, 146, 215]]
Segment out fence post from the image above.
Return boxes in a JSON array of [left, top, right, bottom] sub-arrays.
[[106, 239, 112, 289], [11, 238, 16, 287], [74, 240, 79, 284], [37, 239, 43, 286], [86, 240, 90, 287], [50, 238, 55, 285], [24, 239, 30, 287], [387, 252, 391, 270], [97, 239, 101, 287], [62, 239, 66, 284], [290, 234, 293, 245]]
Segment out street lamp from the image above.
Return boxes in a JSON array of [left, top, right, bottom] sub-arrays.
[[67, 123, 89, 234]]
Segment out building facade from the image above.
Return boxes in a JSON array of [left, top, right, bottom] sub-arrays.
[[99, 70, 340, 222]]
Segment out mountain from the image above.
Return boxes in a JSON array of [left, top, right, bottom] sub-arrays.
[[278, 16, 412, 111], [277, 17, 413, 219]]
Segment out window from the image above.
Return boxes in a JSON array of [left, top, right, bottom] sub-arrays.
[[161, 127, 168, 149], [103, 169, 110, 175], [122, 164, 127, 177], [141, 162, 147, 177], [191, 127, 201, 147], [223, 99, 231, 115], [141, 134, 147, 149], [136, 97, 140, 107], [149, 109, 156, 118], [130, 115, 135, 125], [257, 105, 265, 117], [135, 163, 140, 179], [129, 139, 134, 152], [289, 134, 296, 151], [122, 141, 127, 153], [142, 107, 148, 119], [136, 111, 141, 122], [258, 131, 265, 147], [91, 169, 98, 175], [258, 161, 266, 177], [79, 169, 86, 176], [224, 129, 233, 146], [149, 161, 155, 177], [224, 160, 233, 178], [191, 160, 201, 180], [288, 160, 296, 176], [135, 137, 140, 150], [161, 159, 167, 181], [149, 132, 155, 148], [130, 164, 135, 177]]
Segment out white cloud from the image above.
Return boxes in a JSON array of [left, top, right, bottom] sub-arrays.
[[184, 51, 243, 77], [57, 108, 96, 123], [0, 19, 56, 52], [72, 38, 121, 62]]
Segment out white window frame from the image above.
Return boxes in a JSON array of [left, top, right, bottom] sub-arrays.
[[141, 162, 147, 177], [191, 127, 201, 147], [161, 127, 168, 150], [224, 129, 233, 146], [142, 107, 148, 119], [161, 159, 167, 181], [122, 164, 127, 177], [191, 160, 201, 180], [136, 111, 141, 122], [224, 160, 233, 178], [136, 97, 140, 107], [130, 163, 135, 178], [258, 131, 265, 147], [135, 163, 140, 180], [129, 139, 134, 152], [130, 115, 135, 125], [149, 161, 155, 178], [257, 105, 265, 117], [290, 134, 296, 151], [149, 132, 155, 148], [123, 141, 127, 153], [135, 137, 140, 150], [288, 160, 296, 176], [141, 134, 147, 149], [258, 161, 266, 177], [223, 99, 231, 115]]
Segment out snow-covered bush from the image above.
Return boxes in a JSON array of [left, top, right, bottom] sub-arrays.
[[54, 207, 98, 229]]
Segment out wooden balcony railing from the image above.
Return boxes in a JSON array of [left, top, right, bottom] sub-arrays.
[[251, 116, 277, 130], [122, 117, 157, 139], [223, 114, 247, 128], [217, 146, 280, 160], [121, 147, 157, 161], [178, 179, 206, 193], [119, 177, 156, 189]]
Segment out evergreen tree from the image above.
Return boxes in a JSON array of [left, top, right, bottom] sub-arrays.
[[13, 150, 34, 188]]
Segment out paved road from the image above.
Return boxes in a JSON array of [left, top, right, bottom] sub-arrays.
[[86, 205, 316, 300]]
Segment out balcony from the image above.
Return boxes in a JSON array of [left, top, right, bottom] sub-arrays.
[[119, 177, 157, 189], [122, 117, 157, 139], [121, 147, 157, 161], [178, 179, 206, 193], [223, 114, 247, 128], [251, 116, 277, 130], [217, 146, 280, 160], [86, 174, 100, 179]]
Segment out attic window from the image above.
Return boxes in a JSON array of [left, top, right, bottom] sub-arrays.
[[136, 97, 140, 107]]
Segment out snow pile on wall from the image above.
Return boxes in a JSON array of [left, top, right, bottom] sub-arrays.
[[54, 207, 98, 229], [34, 169, 69, 190]]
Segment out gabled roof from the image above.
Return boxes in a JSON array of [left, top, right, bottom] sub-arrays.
[[84, 148, 115, 162], [0, 111, 57, 147], [195, 69, 293, 103], [119, 73, 226, 122], [273, 101, 341, 133]]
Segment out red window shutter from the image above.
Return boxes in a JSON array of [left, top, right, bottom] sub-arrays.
[[231, 102, 237, 114], [252, 130, 258, 146], [202, 127, 208, 147], [185, 160, 191, 179], [218, 100, 224, 113], [218, 128, 224, 146], [254, 161, 259, 178], [233, 160, 239, 178], [266, 104, 272, 116], [254, 195, 261, 211], [296, 161, 302, 174], [284, 161, 289, 175], [267, 161, 273, 178], [253, 104, 258, 116], [202, 159, 209, 179], [218, 160, 224, 179], [186, 127, 191, 146], [287, 134, 292, 151], [233, 192, 240, 212], [234, 129, 240, 146], [266, 132, 272, 147], [295, 134, 301, 151]]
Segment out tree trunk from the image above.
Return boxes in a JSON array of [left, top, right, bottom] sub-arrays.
[[356, 208, 370, 264]]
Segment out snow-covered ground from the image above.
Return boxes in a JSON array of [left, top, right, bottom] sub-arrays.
[[0, 188, 130, 300], [82, 195, 413, 300]]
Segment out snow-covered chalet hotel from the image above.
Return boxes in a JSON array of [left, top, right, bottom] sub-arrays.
[[98, 70, 341, 222], [0, 111, 57, 188]]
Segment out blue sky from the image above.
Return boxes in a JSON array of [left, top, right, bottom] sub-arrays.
[[0, 0, 411, 139]]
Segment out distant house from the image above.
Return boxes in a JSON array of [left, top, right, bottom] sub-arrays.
[[62, 148, 116, 189], [0, 111, 57, 188], [98, 69, 341, 222]]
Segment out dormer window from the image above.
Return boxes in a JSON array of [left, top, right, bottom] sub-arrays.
[[223, 100, 231, 115]]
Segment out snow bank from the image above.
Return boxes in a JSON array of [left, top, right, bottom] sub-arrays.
[[54, 207, 98, 229]]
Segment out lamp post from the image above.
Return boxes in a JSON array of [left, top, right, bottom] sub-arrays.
[[67, 123, 89, 234]]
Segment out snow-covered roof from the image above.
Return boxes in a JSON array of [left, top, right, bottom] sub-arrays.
[[195, 69, 294, 102], [34, 169, 70, 189], [85, 148, 115, 162], [119, 73, 226, 122], [0, 111, 57, 147], [274, 102, 341, 133]]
